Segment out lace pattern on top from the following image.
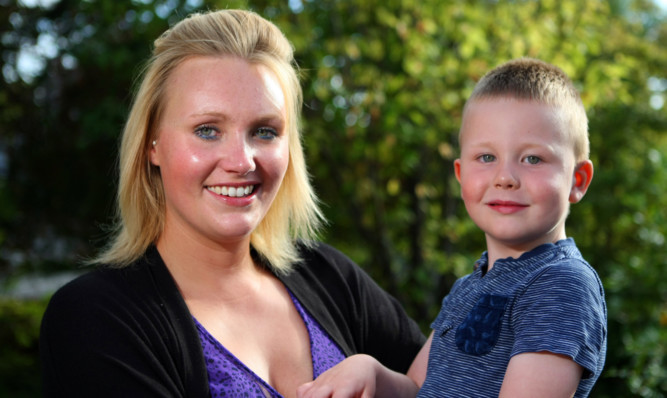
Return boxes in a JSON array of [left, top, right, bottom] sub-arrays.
[[195, 290, 346, 397]]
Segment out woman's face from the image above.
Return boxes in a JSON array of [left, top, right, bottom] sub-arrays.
[[150, 56, 289, 246]]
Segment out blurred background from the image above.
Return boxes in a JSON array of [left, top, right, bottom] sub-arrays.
[[0, 0, 665, 396]]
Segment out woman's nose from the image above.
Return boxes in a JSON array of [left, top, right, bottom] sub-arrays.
[[220, 133, 256, 175]]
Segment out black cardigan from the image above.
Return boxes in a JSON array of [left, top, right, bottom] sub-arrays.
[[40, 242, 425, 397]]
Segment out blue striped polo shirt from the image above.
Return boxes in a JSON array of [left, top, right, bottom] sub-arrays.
[[418, 238, 607, 398]]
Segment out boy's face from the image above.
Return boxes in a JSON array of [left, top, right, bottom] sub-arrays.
[[454, 98, 591, 259]]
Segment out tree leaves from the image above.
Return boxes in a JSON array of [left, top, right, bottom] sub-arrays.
[[0, 0, 665, 396]]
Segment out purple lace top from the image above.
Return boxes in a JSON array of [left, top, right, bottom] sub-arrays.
[[194, 290, 346, 397]]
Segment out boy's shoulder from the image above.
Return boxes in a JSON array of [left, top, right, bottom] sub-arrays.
[[519, 238, 600, 282], [537, 256, 603, 290], [496, 239, 605, 305], [518, 254, 606, 316], [544, 240, 602, 285]]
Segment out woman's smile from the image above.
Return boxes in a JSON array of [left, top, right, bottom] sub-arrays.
[[206, 184, 256, 198]]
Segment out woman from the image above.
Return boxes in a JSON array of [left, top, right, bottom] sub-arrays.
[[39, 9, 425, 397]]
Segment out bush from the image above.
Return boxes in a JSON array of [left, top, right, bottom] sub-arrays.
[[0, 298, 48, 398]]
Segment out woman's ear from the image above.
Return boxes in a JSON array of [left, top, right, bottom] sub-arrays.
[[569, 160, 594, 203], [149, 139, 160, 166]]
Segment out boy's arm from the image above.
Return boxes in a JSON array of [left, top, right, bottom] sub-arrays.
[[499, 352, 583, 398], [406, 331, 433, 386]]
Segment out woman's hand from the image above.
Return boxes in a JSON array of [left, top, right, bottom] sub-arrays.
[[296, 354, 418, 398]]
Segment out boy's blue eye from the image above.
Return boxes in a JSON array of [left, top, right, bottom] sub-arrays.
[[255, 127, 278, 140], [524, 155, 541, 164], [479, 154, 495, 163], [195, 125, 218, 140]]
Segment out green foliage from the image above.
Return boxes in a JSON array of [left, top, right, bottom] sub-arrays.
[[267, 1, 667, 396], [580, 104, 667, 397], [0, 298, 48, 398], [0, 0, 665, 397]]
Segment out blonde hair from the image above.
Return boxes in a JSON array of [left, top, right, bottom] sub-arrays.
[[95, 9, 323, 272], [463, 58, 589, 162]]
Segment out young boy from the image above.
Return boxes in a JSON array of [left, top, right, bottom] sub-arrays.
[[297, 58, 607, 398]]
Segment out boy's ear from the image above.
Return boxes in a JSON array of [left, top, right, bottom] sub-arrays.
[[454, 159, 462, 183], [569, 160, 594, 203]]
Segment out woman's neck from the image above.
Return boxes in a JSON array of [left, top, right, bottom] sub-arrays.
[[155, 228, 264, 302]]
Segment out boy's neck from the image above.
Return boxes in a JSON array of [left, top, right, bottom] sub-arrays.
[[485, 242, 525, 272], [485, 235, 567, 272]]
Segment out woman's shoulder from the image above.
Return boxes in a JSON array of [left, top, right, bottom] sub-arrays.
[[49, 268, 115, 302], [39, 252, 206, 396], [43, 266, 143, 321], [40, 251, 188, 358], [297, 240, 348, 258], [296, 241, 359, 273], [291, 241, 379, 291], [43, 250, 171, 324], [290, 240, 394, 302]]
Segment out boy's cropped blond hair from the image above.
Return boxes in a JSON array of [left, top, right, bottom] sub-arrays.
[[464, 58, 589, 162]]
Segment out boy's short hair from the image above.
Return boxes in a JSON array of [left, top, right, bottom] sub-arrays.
[[464, 58, 589, 162]]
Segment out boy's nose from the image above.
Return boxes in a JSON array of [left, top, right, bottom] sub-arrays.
[[494, 164, 519, 189]]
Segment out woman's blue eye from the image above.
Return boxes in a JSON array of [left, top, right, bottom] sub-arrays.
[[524, 155, 541, 164], [195, 125, 218, 140], [479, 154, 495, 163], [255, 127, 278, 140]]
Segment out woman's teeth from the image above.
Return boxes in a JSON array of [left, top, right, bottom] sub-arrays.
[[207, 185, 255, 197]]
